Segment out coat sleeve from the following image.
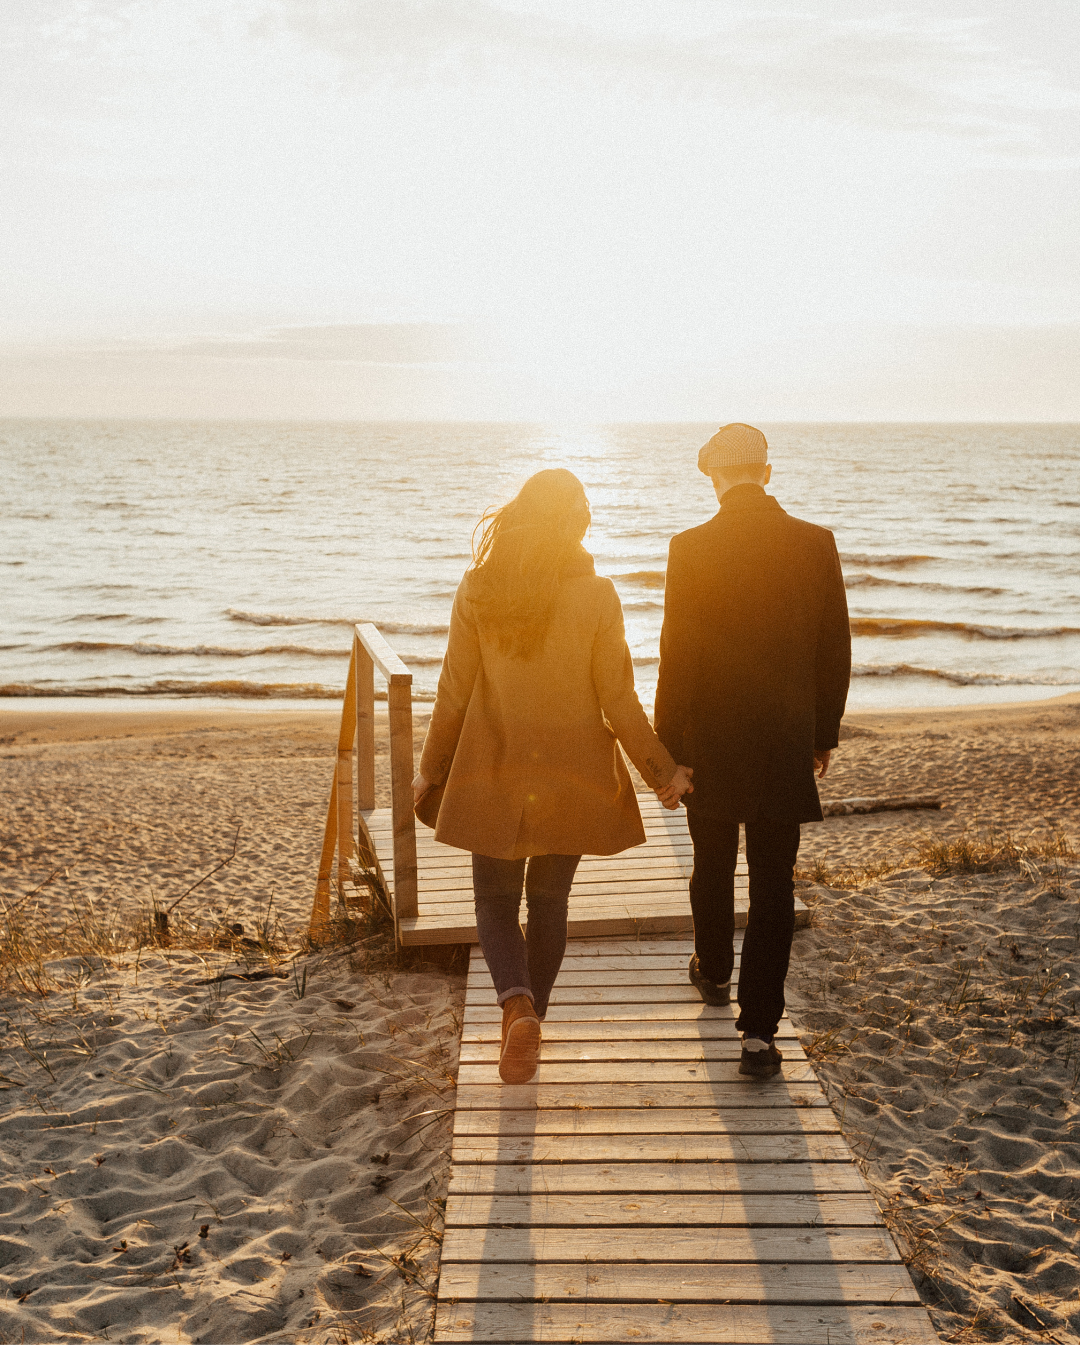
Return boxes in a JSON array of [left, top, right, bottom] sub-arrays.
[[653, 534, 694, 766], [419, 577, 481, 785], [591, 579, 677, 791], [814, 532, 851, 751]]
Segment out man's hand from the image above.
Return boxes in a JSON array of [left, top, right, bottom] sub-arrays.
[[814, 749, 831, 779], [657, 765, 693, 810], [412, 772, 433, 805]]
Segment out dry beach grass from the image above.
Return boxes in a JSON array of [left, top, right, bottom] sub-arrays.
[[0, 707, 470, 1343], [1, 692, 1079, 1342], [787, 693, 1080, 1344]]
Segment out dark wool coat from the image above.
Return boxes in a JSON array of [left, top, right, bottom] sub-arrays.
[[654, 483, 851, 824]]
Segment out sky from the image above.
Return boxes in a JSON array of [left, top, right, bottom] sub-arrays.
[[2, 0, 1079, 420]]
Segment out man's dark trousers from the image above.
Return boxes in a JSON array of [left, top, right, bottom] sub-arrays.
[[687, 811, 801, 1040]]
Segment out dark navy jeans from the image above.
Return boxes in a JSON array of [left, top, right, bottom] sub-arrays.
[[686, 812, 801, 1039], [472, 853, 581, 1018]]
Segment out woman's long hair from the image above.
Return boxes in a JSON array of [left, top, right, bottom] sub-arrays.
[[469, 468, 591, 658]]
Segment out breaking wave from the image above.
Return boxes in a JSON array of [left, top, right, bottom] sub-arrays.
[[225, 609, 449, 637], [852, 618, 1080, 640], [612, 570, 666, 589], [844, 574, 1006, 596], [51, 641, 350, 659], [0, 679, 437, 701], [841, 553, 936, 567], [851, 664, 1077, 688]]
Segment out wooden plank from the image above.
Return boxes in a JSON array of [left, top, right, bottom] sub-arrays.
[[465, 983, 736, 1007], [458, 1036, 798, 1061], [456, 1061, 819, 1085], [468, 965, 742, 987], [441, 1224, 901, 1264], [451, 1107, 840, 1136], [435, 1301, 938, 1344], [336, 748, 354, 889], [448, 1161, 865, 1195], [388, 678, 418, 925], [417, 888, 699, 913], [308, 768, 338, 937], [454, 1082, 829, 1111], [436, 930, 933, 1343], [419, 868, 699, 893], [335, 643, 358, 889], [463, 1002, 745, 1023], [402, 899, 805, 945], [461, 1019, 797, 1043], [436, 1262, 916, 1304], [400, 911, 702, 945], [357, 620, 411, 684], [445, 1190, 886, 1228], [415, 846, 703, 876], [470, 952, 731, 973], [452, 1134, 853, 1164], [355, 633, 376, 812], [475, 938, 699, 958]]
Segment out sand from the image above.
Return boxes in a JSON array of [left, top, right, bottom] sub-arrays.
[[0, 706, 466, 1343], [2, 692, 1079, 1343]]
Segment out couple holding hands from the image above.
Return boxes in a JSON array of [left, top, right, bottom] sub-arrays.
[[412, 423, 851, 1084]]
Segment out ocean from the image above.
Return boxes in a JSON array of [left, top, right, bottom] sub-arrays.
[[2, 420, 1078, 712]]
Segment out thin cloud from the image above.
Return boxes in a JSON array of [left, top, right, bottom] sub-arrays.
[[263, 0, 1080, 149], [6, 1, 1077, 151]]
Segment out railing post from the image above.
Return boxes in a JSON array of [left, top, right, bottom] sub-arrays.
[[310, 772, 338, 939], [336, 643, 358, 891], [355, 630, 376, 813], [310, 623, 416, 946], [388, 674, 418, 928]]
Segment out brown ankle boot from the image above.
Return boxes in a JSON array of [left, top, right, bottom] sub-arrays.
[[498, 994, 541, 1084]]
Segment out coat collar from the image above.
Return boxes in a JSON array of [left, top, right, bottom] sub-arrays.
[[717, 482, 783, 513]]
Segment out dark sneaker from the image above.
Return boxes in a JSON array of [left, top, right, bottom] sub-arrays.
[[688, 954, 731, 1007], [739, 1037, 783, 1079]]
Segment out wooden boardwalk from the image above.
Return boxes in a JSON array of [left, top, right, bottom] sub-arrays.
[[434, 933, 936, 1345], [366, 795, 806, 946]]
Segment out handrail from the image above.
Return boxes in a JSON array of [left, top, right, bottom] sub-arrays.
[[357, 622, 412, 684], [308, 624, 418, 944]]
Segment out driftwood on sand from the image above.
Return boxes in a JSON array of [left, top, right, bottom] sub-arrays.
[[822, 795, 942, 816]]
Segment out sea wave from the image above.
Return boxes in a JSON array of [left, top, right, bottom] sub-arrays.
[[0, 679, 437, 701], [851, 664, 1077, 688], [841, 554, 936, 567], [226, 608, 450, 637], [852, 617, 1080, 640], [844, 574, 1006, 596], [612, 570, 666, 589], [52, 640, 351, 659]]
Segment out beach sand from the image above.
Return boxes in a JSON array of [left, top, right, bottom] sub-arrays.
[[785, 691, 1080, 1344], [1, 693, 1078, 1342]]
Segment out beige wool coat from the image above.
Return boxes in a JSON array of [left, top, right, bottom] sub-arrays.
[[417, 560, 677, 860]]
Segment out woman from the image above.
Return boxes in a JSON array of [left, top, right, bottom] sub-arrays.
[[412, 468, 692, 1084]]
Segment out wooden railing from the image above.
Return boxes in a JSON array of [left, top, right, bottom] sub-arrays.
[[308, 623, 418, 943]]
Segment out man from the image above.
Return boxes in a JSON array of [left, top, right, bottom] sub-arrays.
[[654, 423, 850, 1078]]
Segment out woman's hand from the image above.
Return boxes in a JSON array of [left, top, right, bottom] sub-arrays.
[[657, 765, 693, 810], [412, 772, 433, 805]]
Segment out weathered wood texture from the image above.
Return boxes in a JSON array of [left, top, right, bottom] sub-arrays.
[[363, 792, 805, 947], [434, 935, 935, 1346]]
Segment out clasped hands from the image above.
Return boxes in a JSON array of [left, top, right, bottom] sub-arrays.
[[656, 764, 693, 810], [659, 750, 829, 811]]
